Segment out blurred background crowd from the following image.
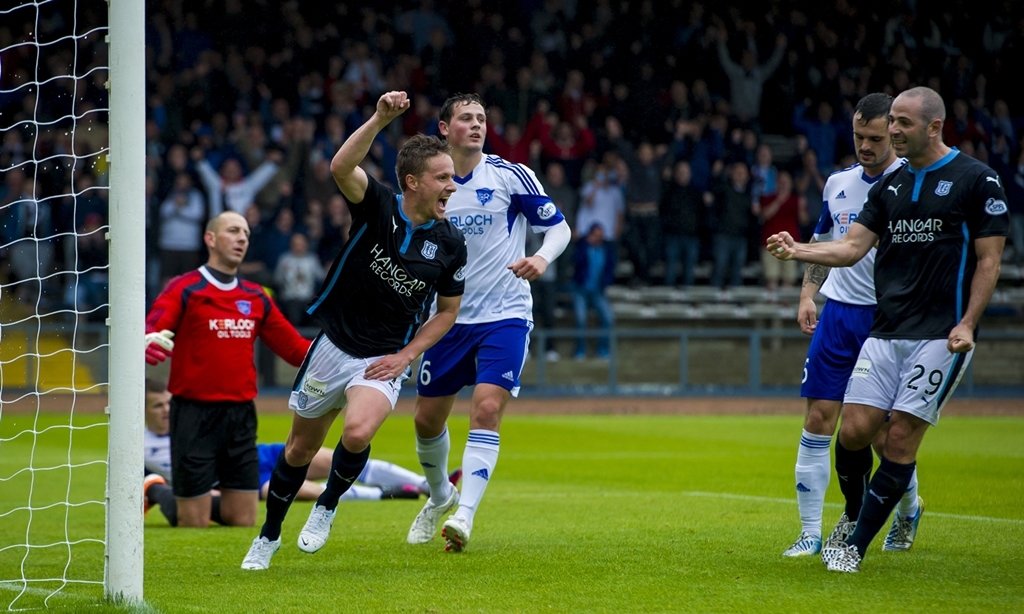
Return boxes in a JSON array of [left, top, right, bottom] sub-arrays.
[[2, 0, 1023, 328]]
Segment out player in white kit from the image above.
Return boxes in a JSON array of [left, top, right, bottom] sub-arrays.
[[406, 94, 571, 552], [784, 94, 922, 557], [771, 87, 1007, 572]]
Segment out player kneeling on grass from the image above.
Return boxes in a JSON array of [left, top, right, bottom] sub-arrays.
[[241, 91, 468, 571], [142, 379, 462, 526], [767, 86, 1007, 572], [145, 211, 312, 529]]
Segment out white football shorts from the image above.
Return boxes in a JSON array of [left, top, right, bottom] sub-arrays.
[[289, 335, 408, 419], [844, 337, 973, 426]]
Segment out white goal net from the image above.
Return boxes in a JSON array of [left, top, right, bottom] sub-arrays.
[[0, 0, 144, 609]]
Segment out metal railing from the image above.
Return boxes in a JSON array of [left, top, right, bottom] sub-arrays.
[[3, 323, 1022, 398], [524, 326, 1024, 397]]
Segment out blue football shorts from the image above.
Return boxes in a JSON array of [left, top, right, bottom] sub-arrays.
[[417, 319, 532, 398], [801, 300, 875, 401], [256, 443, 285, 494]]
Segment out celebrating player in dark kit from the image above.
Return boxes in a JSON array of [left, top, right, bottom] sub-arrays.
[[241, 91, 468, 570], [145, 211, 312, 529], [782, 93, 919, 558], [768, 86, 1007, 572]]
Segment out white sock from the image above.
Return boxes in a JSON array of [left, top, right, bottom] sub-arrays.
[[454, 429, 499, 525], [795, 429, 832, 537], [339, 484, 382, 501], [417, 426, 453, 506], [360, 459, 427, 490], [897, 468, 920, 517]]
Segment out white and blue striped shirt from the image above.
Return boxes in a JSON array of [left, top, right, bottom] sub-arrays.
[[813, 158, 904, 306], [441, 155, 564, 324]]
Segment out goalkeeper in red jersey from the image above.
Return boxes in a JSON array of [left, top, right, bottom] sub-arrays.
[[145, 210, 311, 528]]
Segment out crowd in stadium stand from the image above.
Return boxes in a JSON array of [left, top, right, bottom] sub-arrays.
[[2, 1, 1023, 326]]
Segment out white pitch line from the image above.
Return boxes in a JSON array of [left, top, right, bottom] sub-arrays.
[[679, 491, 1024, 525], [499, 490, 1024, 524]]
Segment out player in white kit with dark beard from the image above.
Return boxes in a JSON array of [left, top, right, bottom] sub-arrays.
[[407, 94, 571, 552], [770, 87, 1008, 572], [784, 93, 922, 558]]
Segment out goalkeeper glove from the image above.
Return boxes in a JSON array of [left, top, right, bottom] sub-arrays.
[[145, 330, 175, 365]]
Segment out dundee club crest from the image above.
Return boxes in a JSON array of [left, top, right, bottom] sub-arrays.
[[421, 240, 438, 260], [235, 300, 252, 316]]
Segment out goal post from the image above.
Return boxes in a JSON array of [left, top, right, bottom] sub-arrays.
[[105, 0, 145, 604], [103, 0, 145, 605]]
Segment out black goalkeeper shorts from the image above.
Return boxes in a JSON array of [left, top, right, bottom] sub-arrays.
[[169, 397, 259, 498]]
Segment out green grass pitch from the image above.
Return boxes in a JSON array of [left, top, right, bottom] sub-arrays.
[[2, 411, 1023, 613]]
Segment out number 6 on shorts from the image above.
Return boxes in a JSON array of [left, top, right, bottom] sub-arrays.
[[419, 360, 432, 387]]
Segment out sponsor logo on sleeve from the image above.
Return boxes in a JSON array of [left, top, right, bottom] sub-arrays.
[[453, 265, 466, 282], [852, 359, 872, 377], [986, 175, 1001, 187], [537, 202, 556, 220], [984, 198, 1008, 215]]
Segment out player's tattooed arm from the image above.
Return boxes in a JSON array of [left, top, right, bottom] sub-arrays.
[[797, 238, 827, 335], [800, 238, 830, 290], [803, 262, 830, 289]]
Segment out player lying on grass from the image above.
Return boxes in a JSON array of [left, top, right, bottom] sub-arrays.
[[142, 379, 461, 526]]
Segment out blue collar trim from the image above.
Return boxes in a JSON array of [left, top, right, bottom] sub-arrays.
[[908, 148, 959, 174], [397, 194, 435, 254], [861, 170, 884, 184], [397, 195, 436, 231]]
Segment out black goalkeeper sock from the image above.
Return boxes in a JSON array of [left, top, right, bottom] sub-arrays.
[[835, 440, 873, 520], [847, 456, 916, 558], [259, 451, 310, 541], [148, 483, 178, 527], [209, 495, 223, 526], [315, 442, 370, 512]]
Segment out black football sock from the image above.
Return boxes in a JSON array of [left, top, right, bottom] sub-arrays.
[[835, 440, 873, 520], [148, 483, 178, 527], [209, 494, 223, 525], [316, 442, 370, 512], [847, 456, 916, 558], [259, 451, 310, 541]]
